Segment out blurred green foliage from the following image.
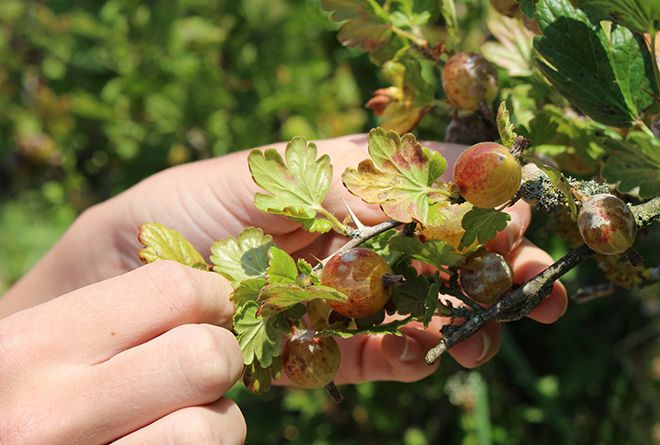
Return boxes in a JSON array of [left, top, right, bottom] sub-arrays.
[[0, 0, 657, 444]]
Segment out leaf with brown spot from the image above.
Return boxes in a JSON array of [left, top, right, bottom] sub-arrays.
[[342, 128, 452, 225]]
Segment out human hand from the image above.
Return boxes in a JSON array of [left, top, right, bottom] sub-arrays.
[[2, 134, 567, 383], [0, 261, 247, 444]]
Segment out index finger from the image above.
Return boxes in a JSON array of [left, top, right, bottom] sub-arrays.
[[13, 260, 234, 365]]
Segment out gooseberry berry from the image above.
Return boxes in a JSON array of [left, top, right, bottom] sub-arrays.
[[442, 53, 498, 111], [578, 194, 636, 255], [453, 142, 522, 208], [459, 249, 513, 304], [320, 247, 393, 318], [281, 330, 341, 388]]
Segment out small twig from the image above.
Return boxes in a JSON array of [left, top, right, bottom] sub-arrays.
[[425, 244, 594, 365], [314, 220, 402, 271], [573, 266, 660, 303], [324, 381, 343, 404], [631, 196, 660, 227]]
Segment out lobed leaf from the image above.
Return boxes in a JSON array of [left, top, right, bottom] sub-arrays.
[[320, 0, 393, 54], [496, 101, 519, 149], [267, 246, 298, 284], [577, 0, 660, 34], [248, 137, 335, 233], [601, 132, 660, 199], [389, 235, 462, 269], [210, 227, 274, 287], [392, 262, 440, 325], [257, 284, 348, 318], [482, 14, 535, 77], [317, 316, 413, 338], [459, 208, 511, 250], [528, 0, 655, 127], [233, 301, 282, 367], [243, 358, 282, 395], [137, 222, 208, 270], [342, 128, 452, 226]]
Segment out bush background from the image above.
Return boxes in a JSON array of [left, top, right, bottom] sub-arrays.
[[0, 1, 657, 443]]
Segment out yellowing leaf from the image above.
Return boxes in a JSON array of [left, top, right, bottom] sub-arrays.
[[138, 222, 207, 270], [342, 128, 452, 225], [210, 227, 274, 287], [248, 137, 338, 233]]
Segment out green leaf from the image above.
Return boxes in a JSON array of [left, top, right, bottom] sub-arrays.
[[391, 262, 439, 325], [530, 0, 647, 126], [257, 284, 348, 317], [267, 246, 297, 284], [369, 54, 436, 133], [232, 277, 268, 308], [296, 258, 313, 276], [607, 26, 656, 115], [342, 128, 452, 225], [243, 358, 281, 394], [137, 222, 208, 270], [481, 14, 535, 77], [601, 132, 660, 199], [320, 0, 393, 53], [389, 235, 462, 269], [317, 316, 413, 338], [233, 301, 282, 367], [440, 0, 459, 50], [496, 101, 519, 149], [210, 227, 274, 287], [459, 208, 511, 250], [577, 0, 660, 34], [361, 228, 400, 265], [248, 137, 336, 233]]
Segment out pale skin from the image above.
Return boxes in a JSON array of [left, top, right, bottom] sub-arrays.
[[0, 134, 567, 444]]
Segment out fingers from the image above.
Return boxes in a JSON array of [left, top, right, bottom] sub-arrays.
[[507, 239, 568, 324], [78, 323, 243, 443], [18, 260, 234, 364], [331, 324, 441, 384], [111, 398, 246, 445], [110, 135, 385, 260], [447, 320, 502, 368], [330, 314, 503, 384], [486, 200, 531, 255]]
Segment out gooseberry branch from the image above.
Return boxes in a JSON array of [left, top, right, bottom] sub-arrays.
[[425, 198, 660, 365]]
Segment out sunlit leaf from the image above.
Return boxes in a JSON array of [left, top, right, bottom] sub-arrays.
[[138, 222, 207, 270], [342, 128, 452, 225], [210, 227, 274, 287]]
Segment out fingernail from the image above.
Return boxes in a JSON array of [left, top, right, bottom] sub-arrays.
[[476, 330, 491, 363], [506, 212, 523, 253], [398, 335, 422, 362]]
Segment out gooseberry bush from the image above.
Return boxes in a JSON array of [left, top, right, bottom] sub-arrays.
[[137, 0, 659, 400]]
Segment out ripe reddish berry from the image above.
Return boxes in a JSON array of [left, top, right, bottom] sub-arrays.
[[453, 142, 522, 208], [442, 53, 498, 111], [282, 330, 341, 388], [320, 247, 392, 319], [578, 194, 636, 255], [459, 250, 513, 304]]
